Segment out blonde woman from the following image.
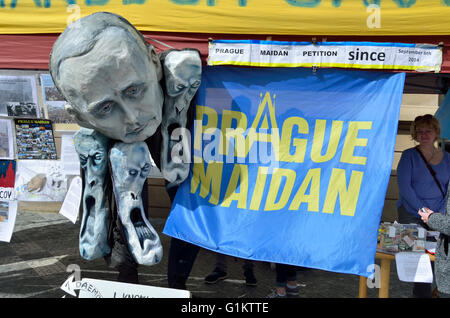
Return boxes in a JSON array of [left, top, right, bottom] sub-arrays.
[[397, 114, 450, 297]]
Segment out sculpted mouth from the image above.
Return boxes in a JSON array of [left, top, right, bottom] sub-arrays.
[[127, 123, 147, 135], [130, 207, 156, 249], [126, 117, 157, 136], [82, 195, 96, 237]]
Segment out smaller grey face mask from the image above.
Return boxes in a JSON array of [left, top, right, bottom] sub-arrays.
[[110, 141, 163, 266], [160, 49, 202, 189], [74, 128, 111, 260]]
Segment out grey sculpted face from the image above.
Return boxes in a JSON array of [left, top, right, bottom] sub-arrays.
[[50, 12, 163, 143], [161, 49, 202, 187], [74, 128, 111, 260], [110, 142, 163, 265]]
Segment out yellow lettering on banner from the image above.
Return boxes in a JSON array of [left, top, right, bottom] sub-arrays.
[[246, 92, 280, 160], [194, 105, 218, 151], [264, 168, 296, 211], [249, 166, 269, 210], [190, 158, 223, 205], [340, 121, 372, 165], [322, 168, 363, 216], [221, 164, 248, 208], [289, 168, 321, 212], [219, 109, 248, 157], [279, 116, 308, 163], [311, 119, 343, 163]]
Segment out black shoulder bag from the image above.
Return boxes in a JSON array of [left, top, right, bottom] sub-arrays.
[[415, 146, 448, 255]]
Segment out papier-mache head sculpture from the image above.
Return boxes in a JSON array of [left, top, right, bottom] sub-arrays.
[[74, 128, 111, 260], [160, 49, 202, 188], [49, 12, 163, 144], [110, 142, 163, 265], [49, 12, 202, 267]]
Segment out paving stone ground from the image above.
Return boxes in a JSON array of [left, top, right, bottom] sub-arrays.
[[0, 211, 420, 299]]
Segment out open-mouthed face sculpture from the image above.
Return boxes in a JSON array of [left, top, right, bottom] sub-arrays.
[[160, 49, 202, 188], [74, 128, 111, 260], [109, 142, 163, 265], [50, 12, 163, 143]]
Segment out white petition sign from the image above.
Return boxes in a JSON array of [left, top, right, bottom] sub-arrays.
[[208, 40, 442, 72]]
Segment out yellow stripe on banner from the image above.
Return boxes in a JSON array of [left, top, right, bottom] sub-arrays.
[[0, 1, 449, 35], [208, 61, 439, 71]]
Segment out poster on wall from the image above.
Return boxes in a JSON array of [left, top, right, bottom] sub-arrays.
[[0, 201, 18, 243], [0, 160, 16, 201], [40, 74, 75, 124], [0, 75, 40, 118], [60, 133, 80, 176], [14, 118, 57, 160], [15, 160, 67, 202], [0, 118, 14, 160]]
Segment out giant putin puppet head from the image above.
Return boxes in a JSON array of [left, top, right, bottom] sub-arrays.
[[49, 12, 164, 143]]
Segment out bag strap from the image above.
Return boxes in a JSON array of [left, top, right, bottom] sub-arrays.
[[415, 147, 446, 198]]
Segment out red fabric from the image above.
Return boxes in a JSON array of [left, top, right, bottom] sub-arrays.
[[0, 32, 449, 73]]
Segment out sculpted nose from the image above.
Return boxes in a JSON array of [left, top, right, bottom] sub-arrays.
[[122, 106, 139, 125]]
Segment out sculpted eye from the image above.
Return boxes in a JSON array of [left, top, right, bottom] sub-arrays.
[[94, 153, 103, 161], [191, 80, 201, 88], [79, 155, 87, 165], [176, 83, 186, 91], [124, 86, 137, 95], [129, 169, 138, 176], [98, 101, 113, 114], [123, 85, 143, 98]]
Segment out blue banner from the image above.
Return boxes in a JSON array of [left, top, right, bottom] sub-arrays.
[[163, 66, 405, 277]]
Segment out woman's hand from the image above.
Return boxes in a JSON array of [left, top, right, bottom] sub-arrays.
[[418, 207, 434, 223]]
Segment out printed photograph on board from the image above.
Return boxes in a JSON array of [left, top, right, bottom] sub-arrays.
[[0, 118, 14, 160], [15, 160, 67, 202], [40, 74, 75, 124], [0, 75, 40, 118], [14, 118, 57, 160], [0, 201, 8, 222]]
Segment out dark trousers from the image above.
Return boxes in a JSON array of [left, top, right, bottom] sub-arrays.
[[397, 205, 432, 298], [167, 237, 200, 289], [275, 263, 297, 287]]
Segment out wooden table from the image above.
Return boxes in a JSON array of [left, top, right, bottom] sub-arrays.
[[358, 251, 435, 298]]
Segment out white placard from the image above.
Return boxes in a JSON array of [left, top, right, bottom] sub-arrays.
[[61, 275, 190, 298], [59, 176, 81, 224], [395, 252, 433, 283], [0, 200, 18, 242]]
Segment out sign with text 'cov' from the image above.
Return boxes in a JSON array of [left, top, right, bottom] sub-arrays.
[[163, 67, 405, 277]]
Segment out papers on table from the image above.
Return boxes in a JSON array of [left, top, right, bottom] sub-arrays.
[[395, 252, 433, 283]]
